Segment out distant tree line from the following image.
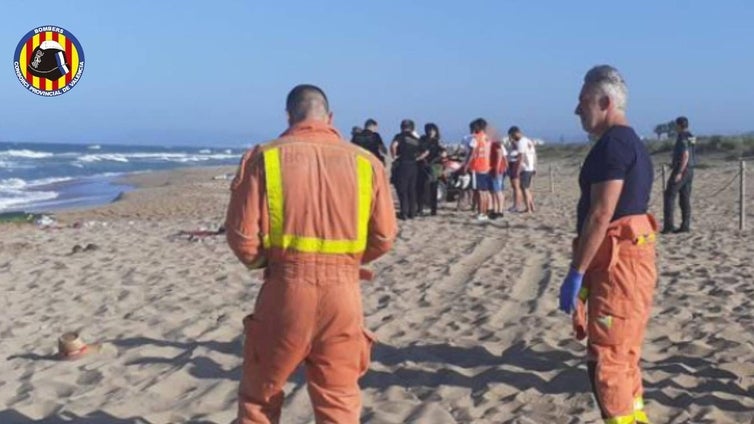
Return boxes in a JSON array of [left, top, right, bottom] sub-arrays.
[[653, 120, 677, 139]]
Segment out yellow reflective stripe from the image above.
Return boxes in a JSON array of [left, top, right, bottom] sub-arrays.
[[633, 397, 645, 411], [604, 415, 636, 424], [263, 148, 284, 248], [262, 149, 372, 254], [578, 286, 589, 301], [635, 233, 656, 245], [356, 155, 372, 251], [262, 234, 364, 254], [634, 410, 649, 424]]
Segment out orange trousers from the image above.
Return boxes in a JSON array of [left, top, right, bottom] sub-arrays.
[[237, 264, 375, 424], [573, 215, 657, 423]]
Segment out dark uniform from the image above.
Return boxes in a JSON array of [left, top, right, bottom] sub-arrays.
[[351, 129, 387, 164], [662, 130, 695, 232], [394, 132, 425, 219], [417, 136, 442, 215]]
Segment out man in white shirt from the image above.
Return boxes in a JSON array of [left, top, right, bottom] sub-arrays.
[[509, 126, 537, 213]]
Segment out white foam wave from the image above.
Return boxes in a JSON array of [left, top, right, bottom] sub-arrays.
[[77, 154, 130, 163], [28, 176, 74, 187], [0, 187, 59, 211], [0, 178, 27, 189], [73, 152, 238, 164], [0, 149, 54, 159], [0, 176, 74, 190], [88, 144, 101, 150], [199, 149, 211, 154]]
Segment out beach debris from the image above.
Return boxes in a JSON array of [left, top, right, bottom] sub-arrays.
[[171, 226, 226, 242], [34, 215, 56, 228], [213, 173, 235, 180], [57, 332, 101, 360], [70, 243, 99, 255]]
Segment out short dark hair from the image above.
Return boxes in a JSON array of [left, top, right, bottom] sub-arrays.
[[364, 118, 377, 128], [675, 116, 689, 129], [469, 118, 487, 133], [400, 119, 415, 132], [285, 84, 329, 123], [508, 126, 521, 136]]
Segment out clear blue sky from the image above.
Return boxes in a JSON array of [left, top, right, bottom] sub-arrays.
[[2, 0, 753, 146]]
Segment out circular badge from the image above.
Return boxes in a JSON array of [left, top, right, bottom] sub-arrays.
[[13, 25, 85, 97]]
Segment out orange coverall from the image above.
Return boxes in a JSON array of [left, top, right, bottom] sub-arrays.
[[573, 214, 658, 424], [226, 120, 397, 424]]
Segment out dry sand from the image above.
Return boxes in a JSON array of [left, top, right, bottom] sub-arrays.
[[1, 159, 753, 423]]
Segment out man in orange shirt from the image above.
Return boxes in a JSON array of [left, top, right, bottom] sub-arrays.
[[463, 118, 492, 221], [226, 84, 397, 424]]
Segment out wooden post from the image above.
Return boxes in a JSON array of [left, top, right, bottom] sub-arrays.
[[549, 165, 554, 194], [740, 161, 746, 231], [661, 164, 666, 191]]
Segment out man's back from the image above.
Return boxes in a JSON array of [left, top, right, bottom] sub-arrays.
[[228, 87, 397, 424], [226, 121, 395, 268], [265, 138, 378, 256]]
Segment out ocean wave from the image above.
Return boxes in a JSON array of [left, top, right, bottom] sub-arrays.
[[0, 187, 59, 211], [0, 149, 54, 159], [0, 178, 27, 189], [73, 152, 239, 164], [77, 154, 130, 163], [88, 144, 101, 150], [198, 149, 211, 154], [0, 176, 74, 190]]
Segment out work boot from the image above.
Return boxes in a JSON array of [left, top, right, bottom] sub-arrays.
[[673, 227, 690, 234], [660, 227, 676, 235]]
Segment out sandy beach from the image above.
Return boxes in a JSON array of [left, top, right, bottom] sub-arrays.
[[1, 159, 753, 423]]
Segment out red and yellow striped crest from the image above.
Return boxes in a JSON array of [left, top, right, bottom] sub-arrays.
[[13, 26, 85, 97]]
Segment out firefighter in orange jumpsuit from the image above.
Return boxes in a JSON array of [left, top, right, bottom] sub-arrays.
[[559, 65, 657, 424], [226, 84, 397, 424]]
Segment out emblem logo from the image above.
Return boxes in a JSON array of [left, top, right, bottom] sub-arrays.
[[13, 26, 85, 96]]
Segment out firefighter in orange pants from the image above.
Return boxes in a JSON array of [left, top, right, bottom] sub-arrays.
[[226, 84, 397, 424], [560, 65, 657, 424]]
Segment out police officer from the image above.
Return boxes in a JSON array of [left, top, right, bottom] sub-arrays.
[[391, 119, 428, 220], [662, 116, 695, 234]]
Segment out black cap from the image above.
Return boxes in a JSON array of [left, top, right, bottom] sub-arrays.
[[507, 126, 521, 136]]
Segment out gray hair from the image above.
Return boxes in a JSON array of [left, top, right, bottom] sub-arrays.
[[583, 65, 628, 111]]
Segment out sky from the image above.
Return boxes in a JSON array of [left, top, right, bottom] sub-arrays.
[[1, 0, 753, 146]]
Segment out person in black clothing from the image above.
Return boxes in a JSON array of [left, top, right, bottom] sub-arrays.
[[392, 119, 428, 220], [351, 119, 387, 164], [662, 116, 696, 234], [417, 123, 443, 216]]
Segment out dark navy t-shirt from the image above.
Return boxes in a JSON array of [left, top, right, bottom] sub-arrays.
[[577, 125, 654, 234]]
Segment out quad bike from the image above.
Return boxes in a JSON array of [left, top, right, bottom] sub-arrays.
[[436, 155, 472, 209]]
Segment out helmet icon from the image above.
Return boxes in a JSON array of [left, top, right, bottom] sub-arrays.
[[27, 40, 70, 81]]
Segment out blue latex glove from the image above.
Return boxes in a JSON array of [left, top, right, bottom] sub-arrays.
[[559, 267, 584, 313]]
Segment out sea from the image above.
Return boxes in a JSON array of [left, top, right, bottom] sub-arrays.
[[0, 141, 244, 213]]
